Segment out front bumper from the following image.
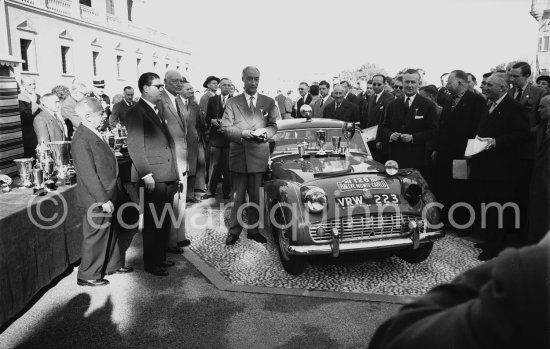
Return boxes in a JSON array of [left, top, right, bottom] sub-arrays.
[[288, 230, 444, 255]]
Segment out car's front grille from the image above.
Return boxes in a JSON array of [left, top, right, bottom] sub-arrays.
[[309, 214, 425, 243]]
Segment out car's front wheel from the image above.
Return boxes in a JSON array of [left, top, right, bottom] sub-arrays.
[[395, 242, 433, 263], [274, 227, 307, 275]]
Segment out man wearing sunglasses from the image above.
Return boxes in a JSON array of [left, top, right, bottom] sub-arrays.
[[291, 82, 312, 118]]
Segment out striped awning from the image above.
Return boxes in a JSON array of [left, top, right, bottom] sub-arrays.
[[0, 55, 23, 68]]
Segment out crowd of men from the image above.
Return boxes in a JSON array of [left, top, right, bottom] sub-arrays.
[[16, 60, 550, 284]]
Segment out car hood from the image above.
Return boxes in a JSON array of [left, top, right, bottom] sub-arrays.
[[270, 153, 386, 184]]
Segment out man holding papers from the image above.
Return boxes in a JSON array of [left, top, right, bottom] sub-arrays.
[[470, 73, 530, 261]]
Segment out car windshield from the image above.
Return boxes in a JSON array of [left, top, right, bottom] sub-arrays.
[[271, 128, 369, 155]]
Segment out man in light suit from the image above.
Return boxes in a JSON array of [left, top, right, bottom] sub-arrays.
[[71, 97, 132, 286], [33, 93, 67, 143], [528, 93, 550, 242], [291, 82, 312, 118], [221, 66, 278, 245], [323, 84, 360, 122], [126, 72, 179, 276], [310, 80, 333, 118], [158, 70, 190, 255], [380, 69, 438, 175]]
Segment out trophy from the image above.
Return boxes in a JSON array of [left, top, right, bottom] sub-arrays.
[[48, 141, 72, 183], [331, 136, 341, 156], [300, 104, 313, 120], [341, 122, 356, 156], [315, 130, 327, 156], [13, 158, 34, 188]]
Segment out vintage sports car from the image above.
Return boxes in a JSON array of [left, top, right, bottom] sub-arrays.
[[261, 117, 443, 275]]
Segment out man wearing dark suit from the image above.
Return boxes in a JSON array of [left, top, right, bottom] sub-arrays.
[[291, 82, 312, 118], [180, 81, 203, 203], [528, 94, 550, 242], [126, 72, 179, 276], [60, 81, 90, 139], [340, 81, 359, 105], [310, 80, 334, 118], [158, 70, 190, 255], [323, 84, 360, 122], [508, 62, 544, 239], [204, 78, 232, 199], [109, 86, 134, 128], [33, 93, 67, 143], [18, 77, 41, 157], [71, 98, 132, 286], [221, 66, 278, 245], [361, 75, 394, 162], [432, 70, 485, 216], [92, 80, 111, 118], [380, 69, 437, 175], [470, 73, 530, 260], [368, 238, 550, 349]]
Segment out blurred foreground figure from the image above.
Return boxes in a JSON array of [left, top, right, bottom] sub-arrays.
[[369, 233, 550, 349]]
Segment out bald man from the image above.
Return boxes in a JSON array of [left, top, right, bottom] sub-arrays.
[[71, 97, 132, 286]]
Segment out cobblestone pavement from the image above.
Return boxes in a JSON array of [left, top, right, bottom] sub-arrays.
[[185, 199, 482, 297]]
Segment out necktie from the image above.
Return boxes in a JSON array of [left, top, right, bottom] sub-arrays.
[[335, 103, 340, 111], [320, 98, 324, 107], [175, 99, 184, 123], [222, 96, 227, 108], [404, 97, 410, 112], [515, 87, 523, 102], [489, 102, 498, 114], [184, 99, 188, 110], [249, 96, 255, 113]]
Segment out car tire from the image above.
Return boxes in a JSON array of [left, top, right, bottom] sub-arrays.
[[274, 227, 307, 275], [396, 242, 433, 263]]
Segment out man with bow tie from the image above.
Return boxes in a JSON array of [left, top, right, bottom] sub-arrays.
[[221, 66, 279, 246], [126, 72, 179, 276]]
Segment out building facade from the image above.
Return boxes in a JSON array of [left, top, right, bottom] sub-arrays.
[[1, 0, 191, 96], [532, 0, 550, 75]]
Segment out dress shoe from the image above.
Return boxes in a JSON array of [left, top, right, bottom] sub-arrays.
[[177, 239, 191, 247], [160, 260, 175, 268], [167, 246, 184, 254], [225, 234, 239, 245], [186, 197, 200, 203], [106, 266, 134, 275], [247, 232, 267, 244], [145, 267, 169, 276], [201, 193, 215, 200], [77, 278, 110, 286]]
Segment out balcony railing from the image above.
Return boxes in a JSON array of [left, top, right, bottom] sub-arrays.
[[79, 4, 99, 22], [19, 0, 34, 5], [46, 0, 71, 16]]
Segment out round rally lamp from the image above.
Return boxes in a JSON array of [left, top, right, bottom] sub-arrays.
[[385, 160, 399, 176]]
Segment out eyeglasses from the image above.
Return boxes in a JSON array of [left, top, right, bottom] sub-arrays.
[[149, 84, 165, 89], [298, 88, 304, 90], [393, 86, 403, 90], [372, 83, 383, 86]]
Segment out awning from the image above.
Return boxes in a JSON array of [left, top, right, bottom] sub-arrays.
[[0, 54, 23, 68]]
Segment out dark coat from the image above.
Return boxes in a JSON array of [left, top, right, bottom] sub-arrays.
[[206, 94, 230, 147], [18, 92, 40, 153], [126, 98, 178, 183], [360, 91, 394, 129], [345, 92, 359, 105], [380, 94, 438, 169], [508, 83, 544, 160], [470, 94, 530, 181], [322, 99, 360, 123], [109, 100, 133, 128], [528, 121, 550, 241], [368, 244, 550, 349], [71, 124, 119, 209], [182, 98, 202, 175], [291, 94, 312, 118]]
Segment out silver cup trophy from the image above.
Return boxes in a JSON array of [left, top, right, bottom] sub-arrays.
[[331, 136, 340, 153], [13, 158, 34, 188], [341, 122, 356, 155], [48, 141, 71, 183], [315, 130, 327, 156]]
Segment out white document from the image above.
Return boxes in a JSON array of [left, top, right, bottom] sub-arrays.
[[464, 137, 489, 157], [361, 125, 378, 143]]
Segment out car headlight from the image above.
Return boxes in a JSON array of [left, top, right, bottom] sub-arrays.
[[385, 160, 399, 176], [301, 186, 327, 213]]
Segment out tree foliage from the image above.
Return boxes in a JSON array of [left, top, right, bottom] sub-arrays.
[[337, 63, 388, 85]]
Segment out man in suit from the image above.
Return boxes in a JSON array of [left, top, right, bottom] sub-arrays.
[[323, 84, 360, 122], [340, 81, 359, 105], [310, 80, 334, 118], [274, 90, 292, 119], [528, 94, 550, 242], [508, 62, 544, 239], [92, 80, 111, 118], [380, 69, 438, 175], [60, 81, 90, 139], [391, 77, 404, 99], [158, 70, 190, 255], [221, 66, 278, 245], [436, 72, 452, 107], [33, 93, 67, 143], [470, 73, 530, 260], [18, 76, 41, 157], [368, 236, 550, 349], [71, 97, 132, 286], [109, 86, 134, 128], [432, 70, 485, 221], [204, 78, 232, 200], [126, 72, 179, 276], [180, 81, 204, 203], [291, 82, 312, 118]]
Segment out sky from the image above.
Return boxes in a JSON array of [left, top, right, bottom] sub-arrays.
[[148, 0, 538, 93]]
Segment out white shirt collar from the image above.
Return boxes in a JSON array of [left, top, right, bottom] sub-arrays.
[[82, 122, 104, 141], [492, 93, 507, 107], [404, 93, 417, 104], [245, 92, 258, 106], [166, 90, 178, 108], [124, 99, 132, 107], [141, 97, 158, 113]]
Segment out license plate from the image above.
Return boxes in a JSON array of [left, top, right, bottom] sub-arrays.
[[336, 194, 401, 207]]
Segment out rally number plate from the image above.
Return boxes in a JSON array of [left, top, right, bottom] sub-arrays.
[[336, 194, 401, 208]]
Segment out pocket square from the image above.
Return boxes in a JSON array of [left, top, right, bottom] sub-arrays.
[[415, 115, 424, 119], [379, 106, 384, 110]]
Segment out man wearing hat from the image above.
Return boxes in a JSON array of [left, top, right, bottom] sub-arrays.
[[196, 76, 219, 195], [92, 79, 111, 118]]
